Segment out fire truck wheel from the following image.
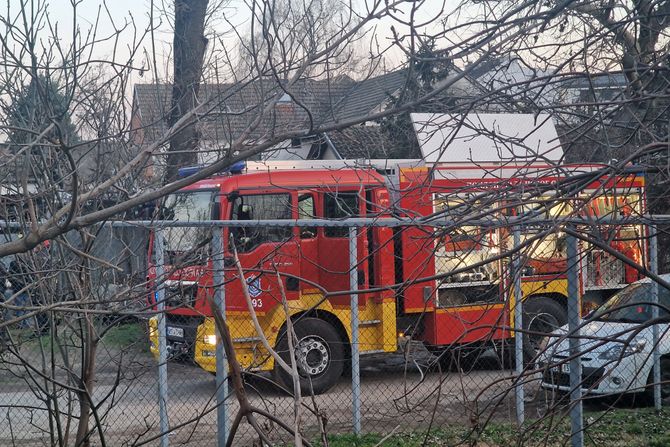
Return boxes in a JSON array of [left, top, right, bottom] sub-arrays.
[[274, 318, 344, 395], [523, 297, 567, 357], [435, 347, 482, 372], [500, 334, 536, 369]]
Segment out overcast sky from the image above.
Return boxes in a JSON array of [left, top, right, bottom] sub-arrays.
[[5, 0, 452, 85]]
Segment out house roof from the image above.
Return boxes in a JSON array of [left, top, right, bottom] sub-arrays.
[[131, 64, 504, 156], [133, 78, 358, 147], [132, 69, 431, 147], [331, 70, 410, 123], [563, 73, 629, 90]]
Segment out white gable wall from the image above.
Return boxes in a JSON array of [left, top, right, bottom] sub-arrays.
[[411, 113, 563, 164]]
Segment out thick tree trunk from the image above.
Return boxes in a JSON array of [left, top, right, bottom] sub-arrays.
[[165, 0, 210, 182]]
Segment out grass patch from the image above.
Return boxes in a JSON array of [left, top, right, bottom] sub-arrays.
[[8, 327, 54, 351], [8, 321, 148, 353], [10, 322, 149, 352], [102, 322, 147, 351], [321, 408, 670, 446]]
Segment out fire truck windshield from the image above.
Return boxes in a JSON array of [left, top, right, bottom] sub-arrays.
[[160, 190, 216, 262]]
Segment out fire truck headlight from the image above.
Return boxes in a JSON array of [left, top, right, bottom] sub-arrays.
[[203, 334, 217, 345]]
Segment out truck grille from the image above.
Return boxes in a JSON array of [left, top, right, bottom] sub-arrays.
[[164, 280, 198, 308], [165, 314, 204, 361]]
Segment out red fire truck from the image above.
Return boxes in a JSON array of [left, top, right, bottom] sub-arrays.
[[148, 159, 646, 394]]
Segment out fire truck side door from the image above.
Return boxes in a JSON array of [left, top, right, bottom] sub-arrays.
[[318, 190, 369, 307], [297, 192, 320, 293], [224, 192, 301, 313]]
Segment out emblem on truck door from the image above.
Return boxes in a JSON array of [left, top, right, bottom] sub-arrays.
[[247, 275, 262, 298]]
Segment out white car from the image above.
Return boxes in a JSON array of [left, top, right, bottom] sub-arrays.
[[539, 274, 670, 402]]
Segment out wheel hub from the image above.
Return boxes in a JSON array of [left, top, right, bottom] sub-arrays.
[[296, 336, 329, 376]]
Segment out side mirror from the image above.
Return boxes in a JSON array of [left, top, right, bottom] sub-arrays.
[[239, 204, 253, 220], [300, 229, 316, 239]]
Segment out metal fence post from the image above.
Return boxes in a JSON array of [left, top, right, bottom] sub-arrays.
[[566, 229, 583, 447], [154, 227, 169, 447], [513, 227, 524, 425], [649, 224, 661, 411], [349, 226, 361, 435], [212, 227, 229, 446]]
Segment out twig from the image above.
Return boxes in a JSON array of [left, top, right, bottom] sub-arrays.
[[275, 267, 304, 447], [373, 425, 401, 447], [209, 300, 313, 447]]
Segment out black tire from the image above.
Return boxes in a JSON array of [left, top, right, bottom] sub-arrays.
[[274, 318, 344, 395], [434, 346, 478, 372], [643, 356, 670, 405], [522, 297, 568, 360]]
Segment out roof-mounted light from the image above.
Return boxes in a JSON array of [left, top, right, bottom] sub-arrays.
[[228, 161, 246, 174], [178, 166, 203, 177], [177, 161, 247, 178]]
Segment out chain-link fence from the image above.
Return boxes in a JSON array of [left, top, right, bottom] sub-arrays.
[[1, 216, 668, 446]]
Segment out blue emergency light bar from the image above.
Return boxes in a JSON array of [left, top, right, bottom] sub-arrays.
[[177, 161, 246, 178]]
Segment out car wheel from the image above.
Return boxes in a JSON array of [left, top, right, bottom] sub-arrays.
[[274, 317, 344, 395], [644, 356, 670, 405]]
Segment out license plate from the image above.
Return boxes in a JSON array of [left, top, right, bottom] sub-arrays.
[[167, 326, 184, 338], [562, 363, 570, 374]]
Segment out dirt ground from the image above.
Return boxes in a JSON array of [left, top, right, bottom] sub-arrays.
[[1, 336, 547, 446]]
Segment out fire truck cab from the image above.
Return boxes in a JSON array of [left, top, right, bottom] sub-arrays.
[[149, 161, 400, 394]]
